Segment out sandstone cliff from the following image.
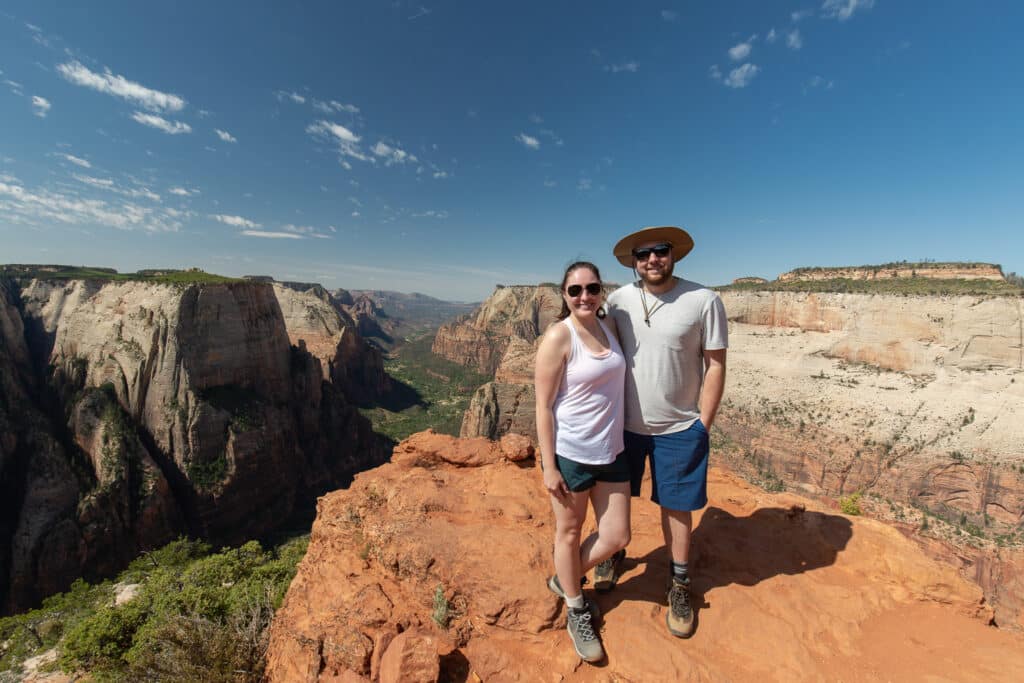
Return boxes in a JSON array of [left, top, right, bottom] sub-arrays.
[[432, 285, 561, 375], [457, 285, 1024, 626], [265, 431, 1024, 682], [778, 262, 1005, 282], [460, 336, 538, 441], [1, 277, 388, 614], [273, 282, 390, 402]]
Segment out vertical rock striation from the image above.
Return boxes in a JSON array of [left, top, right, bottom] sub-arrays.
[[0, 277, 388, 614]]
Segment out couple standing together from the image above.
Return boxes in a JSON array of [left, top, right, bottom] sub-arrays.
[[535, 225, 728, 662]]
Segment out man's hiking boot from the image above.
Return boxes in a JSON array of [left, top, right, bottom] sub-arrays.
[[593, 549, 625, 592], [566, 605, 604, 662], [666, 575, 695, 638], [547, 574, 601, 620]]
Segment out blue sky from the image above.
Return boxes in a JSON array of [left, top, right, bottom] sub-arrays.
[[1, 1, 1021, 300]]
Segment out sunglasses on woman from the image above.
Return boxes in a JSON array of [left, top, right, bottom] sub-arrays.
[[632, 243, 672, 261], [566, 283, 602, 297]]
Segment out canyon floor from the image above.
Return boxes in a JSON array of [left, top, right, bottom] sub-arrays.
[[266, 432, 1024, 682]]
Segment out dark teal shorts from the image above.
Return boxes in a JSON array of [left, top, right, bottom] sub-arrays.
[[555, 453, 630, 492]]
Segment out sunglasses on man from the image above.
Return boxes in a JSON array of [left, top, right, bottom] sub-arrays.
[[632, 243, 672, 261], [566, 283, 602, 297]]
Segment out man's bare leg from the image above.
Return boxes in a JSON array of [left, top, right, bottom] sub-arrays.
[[661, 507, 692, 564]]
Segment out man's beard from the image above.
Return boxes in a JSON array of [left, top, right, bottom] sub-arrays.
[[640, 261, 674, 287]]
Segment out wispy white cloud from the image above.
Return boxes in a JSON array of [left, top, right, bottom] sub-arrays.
[[307, 120, 360, 143], [214, 128, 237, 143], [241, 230, 302, 239], [408, 6, 432, 20], [3, 79, 24, 97], [131, 112, 192, 135], [280, 224, 331, 238], [709, 64, 723, 81], [58, 153, 91, 168], [515, 133, 540, 150], [0, 180, 179, 231], [412, 210, 449, 218], [212, 214, 261, 228], [607, 61, 639, 73], [25, 22, 52, 48], [786, 29, 803, 50], [725, 63, 761, 88], [539, 128, 564, 146], [792, 9, 814, 22], [433, 171, 449, 179], [766, 28, 777, 43], [529, 113, 544, 124], [806, 75, 834, 90], [306, 119, 374, 166], [168, 186, 199, 196], [660, 10, 678, 21], [73, 174, 161, 202], [312, 99, 360, 114], [821, 0, 875, 21], [544, 179, 557, 188], [274, 90, 306, 104], [372, 141, 417, 165], [57, 61, 185, 112], [31, 96, 51, 118], [577, 178, 592, 191], [729, 41, 752, 61]]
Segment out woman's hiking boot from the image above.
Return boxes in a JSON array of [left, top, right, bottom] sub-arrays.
[[666, 575, 695, 638], [547, 574, 601, 620], [593, 549, 625, 592], [566, 604, 604, 662]]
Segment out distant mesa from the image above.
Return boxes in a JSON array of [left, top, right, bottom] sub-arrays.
[[778, 261, 1004, 282], [733, 276, 768, 285]]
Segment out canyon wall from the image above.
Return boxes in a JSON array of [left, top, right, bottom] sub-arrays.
[[0, 277, 389, 614], [264, 431, 1024, 682], [778, 262, 1005, 282], [432, 285, 561, 375], [274, 282, 390, 402]]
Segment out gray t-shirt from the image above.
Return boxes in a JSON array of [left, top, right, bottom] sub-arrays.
[[607, 278, 728, 435]]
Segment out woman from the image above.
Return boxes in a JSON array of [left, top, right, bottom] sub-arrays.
[[535, 261, 631, 663]]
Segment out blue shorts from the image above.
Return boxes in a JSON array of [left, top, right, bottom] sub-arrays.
[[623, 421, 710, 511]]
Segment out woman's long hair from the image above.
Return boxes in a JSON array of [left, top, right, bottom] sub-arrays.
[[556, 261, 607, 321]]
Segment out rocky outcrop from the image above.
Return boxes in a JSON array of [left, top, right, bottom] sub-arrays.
[[733, 276, 768, 285], [779, 262, 1005, 282], [1, 277, 388, 614], [461, 336, 539, 440], [432, 285, 561, 375], [273, 283, 389, 402], [265, 431, 1024, 682], [722, 290, 1023, 373]]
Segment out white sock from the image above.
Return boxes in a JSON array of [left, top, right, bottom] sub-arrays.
[[565, 594, 585, 610]]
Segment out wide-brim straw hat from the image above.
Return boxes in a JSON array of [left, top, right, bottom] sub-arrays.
[[613, 225, 694, 268]]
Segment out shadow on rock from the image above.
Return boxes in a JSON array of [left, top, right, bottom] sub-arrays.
[[605, 506, 853, 621]]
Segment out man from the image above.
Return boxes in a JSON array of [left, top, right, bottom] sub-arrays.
[[600, 225, 728, 639]]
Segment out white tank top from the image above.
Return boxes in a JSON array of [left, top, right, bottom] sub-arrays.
[[553, 318, 626, 464]]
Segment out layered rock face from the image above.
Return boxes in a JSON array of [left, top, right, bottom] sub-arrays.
[[274, 282, 390, 402], [717, 289, 1024, 625], [778, 262, 1005, 282], [461, 337, 538, 441], [432, 285, 561, 375], [265, 431, 1024, 682], [1, 278, 387, 614]]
